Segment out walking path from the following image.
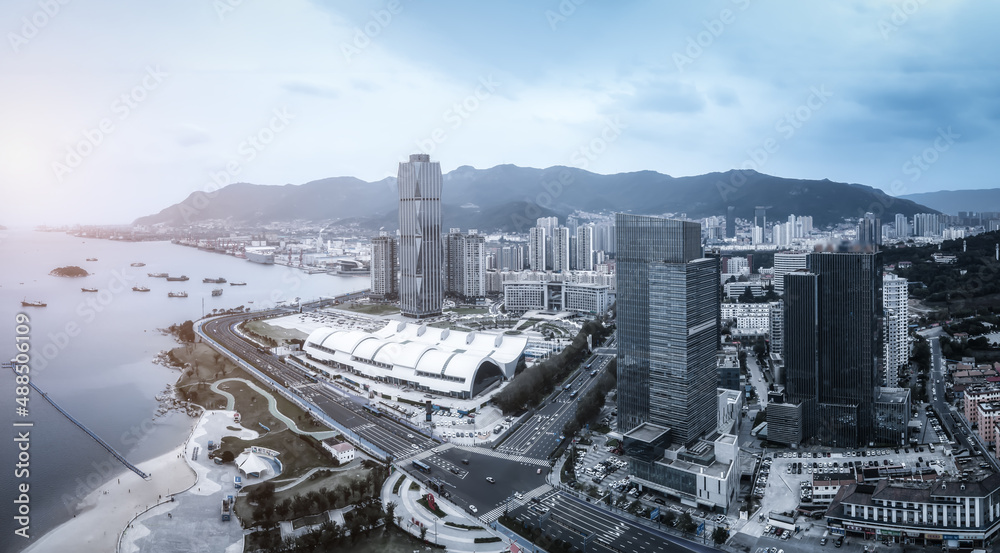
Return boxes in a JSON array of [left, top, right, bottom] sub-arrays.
[[210, 377, 340, 440]]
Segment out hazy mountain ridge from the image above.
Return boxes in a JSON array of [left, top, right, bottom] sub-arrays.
[[133, 165, 936, 231], [899, 189, 1000, 215]]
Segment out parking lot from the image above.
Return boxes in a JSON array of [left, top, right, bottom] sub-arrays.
[[741, 445, 962, 544]]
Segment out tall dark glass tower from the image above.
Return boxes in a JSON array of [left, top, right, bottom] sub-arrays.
[[616, 214, 718, 445], [782, 249, 883, 447], [398, 154, 443, 318]]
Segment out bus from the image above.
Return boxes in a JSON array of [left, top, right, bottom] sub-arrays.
[[412, 460, 431, 473], [570, 391, 578, 399], [363, 404, 381, 417]]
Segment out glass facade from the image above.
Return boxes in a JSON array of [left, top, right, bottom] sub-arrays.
[[780, 250, 883, 447], [615, 214, 717, 445], [398, 154, 443, 318]]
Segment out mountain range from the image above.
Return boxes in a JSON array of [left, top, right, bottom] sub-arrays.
[[133, 165, 937, 232], [899, 189, 1000, 215]]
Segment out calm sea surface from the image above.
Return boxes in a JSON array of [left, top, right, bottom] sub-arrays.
[[0, 229, 365, 552]]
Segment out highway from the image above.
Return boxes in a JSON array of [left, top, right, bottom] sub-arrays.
[[498, 352, 615, 460], [198, 307, 438, 461]]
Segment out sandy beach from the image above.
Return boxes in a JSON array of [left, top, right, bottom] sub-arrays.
[[24, 441, 197, 553]]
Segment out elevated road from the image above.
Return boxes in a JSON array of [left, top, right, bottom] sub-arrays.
[[197, 306, 438, 460]]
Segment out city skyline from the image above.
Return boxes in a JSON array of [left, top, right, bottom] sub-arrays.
[[3, 1, 1000, 226]]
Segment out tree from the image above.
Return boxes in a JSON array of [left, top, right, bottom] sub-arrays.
[[419, 525, 428, 542], [383, 500, 397, 529], [712, 526, 730, 545], [678, 512, 696, 534], [220, 450, 235, 463]]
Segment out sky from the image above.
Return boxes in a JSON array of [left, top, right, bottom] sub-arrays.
[[0, 0, 997, 226]]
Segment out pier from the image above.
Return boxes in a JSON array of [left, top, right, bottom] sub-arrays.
[[3, 362, 150, 480]]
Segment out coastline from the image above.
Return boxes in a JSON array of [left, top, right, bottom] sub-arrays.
[[23, 424, 198, 553]]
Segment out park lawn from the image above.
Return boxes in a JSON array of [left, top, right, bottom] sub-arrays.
[[340, 302, 400, 316], [244, 319, 310, 344]]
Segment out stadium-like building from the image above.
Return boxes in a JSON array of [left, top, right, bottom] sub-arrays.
[[303, 322, 528, 398]]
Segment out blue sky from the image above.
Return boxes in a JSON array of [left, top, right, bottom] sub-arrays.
[[1, 0, 997, 225]]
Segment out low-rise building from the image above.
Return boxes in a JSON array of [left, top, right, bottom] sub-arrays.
[[321, 438, 356, 464], [624, 423, 740, 512], [826, 474, 1000, 548]]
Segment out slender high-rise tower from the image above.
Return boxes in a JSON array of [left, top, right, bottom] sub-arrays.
[[370, 233, 398, 300], [615, 214, 718, 444], [398, 154, 443, 318]]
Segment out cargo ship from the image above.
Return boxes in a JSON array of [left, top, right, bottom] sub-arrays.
[[148, 272, 168, 278], [168, 291, 188, 298], [203, 277, 227, 284], [132, 286, 150, 292], [212, 289, 223, 296], [81, 288, 98, 292], [230, 281, 247, 286], [130, 262, 146, 267], [21, 299, 47, 307], [85, 258, 98, 262], [166, 275, 189, 282]]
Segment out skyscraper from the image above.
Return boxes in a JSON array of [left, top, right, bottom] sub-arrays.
[[397, 154, 443, 318], [883, 273, 908, 388], [370, 233, 397, 300], [445, 228, 465, 296], [894, 213, 908, 238], [782, 249, 884, 447], [858, 212, 882, 247], [725, 206, 736, 239], [552, 227, 570, 272], [773, 252, 808, 295], [575, 224, 595, 271], [462, 231, 486, 300], [616, 214, 718, 444], [528, 226, 546, 271]]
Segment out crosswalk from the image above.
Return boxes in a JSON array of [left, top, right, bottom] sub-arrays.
[[451, 444, 550, 467], [479, 484, 554, 523]]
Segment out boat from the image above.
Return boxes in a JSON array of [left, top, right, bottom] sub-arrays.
[[212, 289, 223, 297], [81, 288, 98, 292], [203, 277, 227, 284], [132, 286, 150, 292], [168, 291, 188, 298], [165, 275, 189, 282], [130, 262, 146, 267], [230, 281, 247, 286], [21, 299, 46, 307], [85, 258, 98, 262], [148, 272, 168, 278]]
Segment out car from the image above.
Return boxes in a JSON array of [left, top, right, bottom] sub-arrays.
[[820, 538, 827, 546], [654, 498, 666, 505], [486, 476, 496, 483], [412, 444, 420, 450], [450, 467, 460, 474], [461, 459, 470, 465], [407, 433, 414, 439], [469, 505, 478, 513], [835, 537, 843, 548], [514, 492, 523, 499]]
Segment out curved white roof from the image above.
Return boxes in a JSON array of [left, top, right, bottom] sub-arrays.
[[302, 321, 528, 396]]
